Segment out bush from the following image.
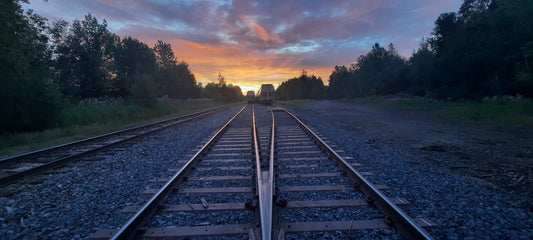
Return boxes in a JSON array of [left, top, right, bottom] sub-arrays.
[[130, 73, 158, 107], [58, 105, 143, 127]]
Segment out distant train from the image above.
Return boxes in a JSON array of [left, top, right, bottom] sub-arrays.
[[246, 91, 255, 103], [256, 84, 275, 105]]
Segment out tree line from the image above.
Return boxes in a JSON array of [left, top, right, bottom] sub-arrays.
[[276, 70, 325, 100], [204, 73, 244, 103], [1, 0, 242, 133], [280, 0, 533, 100]]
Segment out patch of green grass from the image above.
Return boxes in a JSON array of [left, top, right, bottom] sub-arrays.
[[0, 100, 226, 158], [341, 96, 533, 127]]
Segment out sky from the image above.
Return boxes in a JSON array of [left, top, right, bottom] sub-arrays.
[[23, 0, 463, 93]]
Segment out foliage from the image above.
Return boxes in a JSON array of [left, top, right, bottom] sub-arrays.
[[153, 40, 201, 99], [328, 43, 407, 98], [55, 14, 119, 99], [0, 100, 221, 156], [0, 0, 61, 133], [113, 37, 157, 98], [342, 95, 533, 127], [327, 65, 352, 98], [352, 43, 408, 95], [406, 42, 436, 96], [167, 62, 201, 99], [56, 99, 219, 128], [2, 2, 209, 134], [154, 40, 177, 71], [276, 70, 325, 100], [130, 73, 159, 107], [203, 73, 243, 102], [424, 0, 533, 99], [328, 0, 533, 100]]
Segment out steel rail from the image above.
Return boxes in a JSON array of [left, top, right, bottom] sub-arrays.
[[109, 104, 248, 240], [0, 103, 236, 167], [268, 108, 277, 239], [282, 108, 433, 240], [0, 104, 238, 187], [252, 105, 275, 240]]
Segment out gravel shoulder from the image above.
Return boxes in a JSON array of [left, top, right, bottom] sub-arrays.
[[281, 100, 533, 239]]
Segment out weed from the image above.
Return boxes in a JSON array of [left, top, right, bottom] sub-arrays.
[[341, 96, 533, 127], [0, 100, 223, 157]]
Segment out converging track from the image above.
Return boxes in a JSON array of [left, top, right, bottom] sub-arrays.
[[91, 104, 435, 239]]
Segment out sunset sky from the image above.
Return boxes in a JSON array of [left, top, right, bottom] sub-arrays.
[[23, 0, 462, 93]]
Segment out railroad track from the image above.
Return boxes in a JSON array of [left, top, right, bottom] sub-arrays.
[[91, 104, 435, 239], [0, 104, 234, 187]]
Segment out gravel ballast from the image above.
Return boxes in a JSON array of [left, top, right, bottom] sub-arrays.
[[281, 100, 533, 239], [2, 101, 531, 239], [0, 105, 244, 239]]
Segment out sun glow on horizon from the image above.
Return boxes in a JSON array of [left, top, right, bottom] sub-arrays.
[[196, 67, 332, 96]]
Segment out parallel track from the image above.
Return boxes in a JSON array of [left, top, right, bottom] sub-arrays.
[[91, 104, 434, 239], [272, 108, 434, 239], [0, 104, 234, 187]]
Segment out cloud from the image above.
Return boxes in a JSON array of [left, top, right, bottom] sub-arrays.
[[23, 0, 463, 90], [239, 16, 284, 45]]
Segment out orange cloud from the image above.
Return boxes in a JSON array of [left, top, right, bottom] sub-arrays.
[[26, 0, 464, 97], [240, 16, 284, 44], [136, 34, 332, 94]]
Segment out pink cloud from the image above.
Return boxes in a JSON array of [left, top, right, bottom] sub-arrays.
[[23, 0, 463, 90]]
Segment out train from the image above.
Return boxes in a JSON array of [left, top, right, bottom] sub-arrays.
[[256, 84, 275, 105], [246, 91, 255, 103]]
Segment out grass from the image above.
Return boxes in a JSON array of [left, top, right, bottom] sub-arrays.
[[0, 100, 228, 158], [341, 96, 533, 127], [275, 99, 316, 108]]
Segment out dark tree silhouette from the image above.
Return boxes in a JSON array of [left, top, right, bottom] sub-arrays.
[[276, 70, 325, 100], [55, 14, 119, 99], [328, 0, 533, 99], [1, 0, 60, 132], [203, 73, 243, 102], [153, 40, 199, 99], [328, 43, 407, 98], [113, 36, 158, 98]]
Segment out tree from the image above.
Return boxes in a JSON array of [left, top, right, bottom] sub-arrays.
[[425, 0, 533, 98], [130, 73, 158, 107], [324, 0, 532, 100], [167, 62, 198, 99], [351, 43, 408, 96], [1, 0, 60, 132], [153, 40, 198, 99], [276, 70, 325, 100], [114, 36, 158, 98], [55, 14, 119, 99], [153, 40, 177, 71], [407, 42, 436, 96], [203, 73, 243, 102], [153, 40, 175, 95]]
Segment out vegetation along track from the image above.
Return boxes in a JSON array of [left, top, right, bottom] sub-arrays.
[[0, 104, 234, 187], [91, 104, 435, 239]]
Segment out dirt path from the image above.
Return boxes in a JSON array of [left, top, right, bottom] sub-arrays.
[[289, 100, 533, 207]]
